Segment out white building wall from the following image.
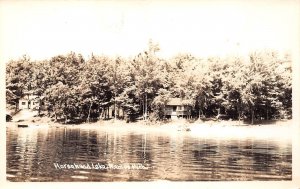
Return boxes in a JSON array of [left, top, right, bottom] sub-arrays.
[[19, 99, 40, 110], [31, 100, 39, 110], [19, 100, 28, 109]]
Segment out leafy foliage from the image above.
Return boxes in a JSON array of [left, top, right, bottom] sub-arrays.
[[6, 43, 292, 123]]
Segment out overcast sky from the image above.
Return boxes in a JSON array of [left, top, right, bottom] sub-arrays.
[[0, 0, 299, 63]]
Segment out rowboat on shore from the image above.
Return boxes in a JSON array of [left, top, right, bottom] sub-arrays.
[[18, 124, 29, 128]]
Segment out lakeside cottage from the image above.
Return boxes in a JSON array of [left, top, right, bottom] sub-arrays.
[[164, 98, 192, 119], [18, 91, 43, 110]]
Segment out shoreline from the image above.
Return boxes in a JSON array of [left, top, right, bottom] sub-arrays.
[[7, 118, 293, 141], [8, 116, 292, 127], [8, 111, 293, 125]]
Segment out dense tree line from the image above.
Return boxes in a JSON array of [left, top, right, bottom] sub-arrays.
[[6, 41, 292, 124]]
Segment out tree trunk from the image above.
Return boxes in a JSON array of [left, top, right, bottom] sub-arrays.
[[54, 111, 57, 122], [87, 101, 92, 123], [114, 60, 117, 121], [251, 107, 254, 125], [64, 113, 67, 124], [107, 106, 110, 119], [99, 108, 102, 120], [238, 103, 241, 126], [238, 111, 241, 126], [142, 98, 145, 120], [38, 98, 41, 116], [114, 99, 117, 121], [100, 108, 104, 120]]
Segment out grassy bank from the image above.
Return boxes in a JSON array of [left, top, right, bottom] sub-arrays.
[[9, 114, 292, 127]]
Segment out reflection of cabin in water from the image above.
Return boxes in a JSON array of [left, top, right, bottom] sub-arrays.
[[164, 98, 192, 119], [18, 91, 43, 110]]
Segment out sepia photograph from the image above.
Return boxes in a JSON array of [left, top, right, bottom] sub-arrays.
[[1, 0, 299, 188]]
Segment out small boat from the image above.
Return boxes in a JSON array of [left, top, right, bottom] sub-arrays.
[[18, 124, 29, 128]]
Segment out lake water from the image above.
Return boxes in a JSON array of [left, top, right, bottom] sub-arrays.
[[6, 124, 292, 181]]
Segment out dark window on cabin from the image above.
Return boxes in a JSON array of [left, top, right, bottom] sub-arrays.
[[173, 106, 176, 111], [22, 102, 26, 105]]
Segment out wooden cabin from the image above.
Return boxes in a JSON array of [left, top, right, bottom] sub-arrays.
[[164, 98, 192, 119], [18, 91, 43, 110]]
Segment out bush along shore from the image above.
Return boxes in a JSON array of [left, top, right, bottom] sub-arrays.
[[6, 41, 292, 125]]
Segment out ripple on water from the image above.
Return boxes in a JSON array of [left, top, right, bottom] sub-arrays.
[[6, 174, 16, 178], [70, 175, 89, 179], [6, 125, 292, 181], [78, 170, 90, 174]]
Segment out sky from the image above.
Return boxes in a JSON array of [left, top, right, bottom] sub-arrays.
[[0, 0, 299, 63]]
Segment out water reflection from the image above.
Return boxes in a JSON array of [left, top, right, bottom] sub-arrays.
[[6, 125, 292, 181]]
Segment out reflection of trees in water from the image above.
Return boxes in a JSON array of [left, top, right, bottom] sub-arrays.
[[6, 129, 21, 171], [86, 131, 99, 157], [60, 129, 80, 161], [187, 140, 221, 180], [192, 143, 218, 163], [188, 138, 292, 181], [6, 128, 28, 181], [92, 131, 156, 180], [237, 139, 292, 178], [252, 152, 274, 172], [6, 127, 292, 181], [7, 127, 58, 181]]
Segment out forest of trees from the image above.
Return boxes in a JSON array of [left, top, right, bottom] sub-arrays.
[[6, 41, 292, 124]]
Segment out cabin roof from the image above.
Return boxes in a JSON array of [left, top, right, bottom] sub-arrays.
[[19, 95, 44, 101], [166, 98, 192, 106], [23, 90, 35, 95]]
